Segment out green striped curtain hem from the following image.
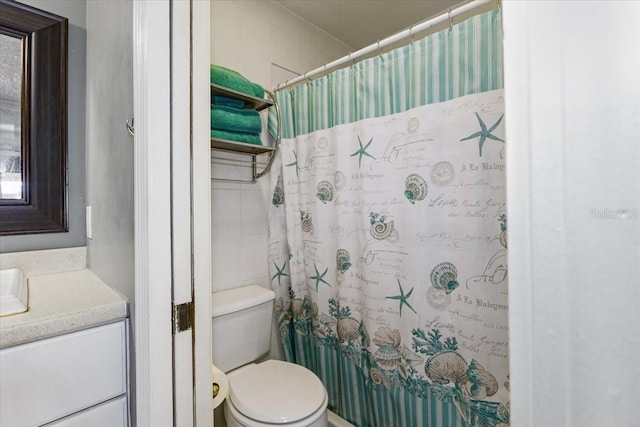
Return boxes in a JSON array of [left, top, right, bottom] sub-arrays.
[[287, 330, 471, 427], [269, 10, 502, 140]]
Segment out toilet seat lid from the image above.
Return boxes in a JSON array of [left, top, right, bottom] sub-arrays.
[[229, 360, 326, 424]]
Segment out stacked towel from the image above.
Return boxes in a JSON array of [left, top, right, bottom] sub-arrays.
[[210, 65, 265, 145], [212, 95, 245, 109], [211, 105, 261, 134], [210, 65, 264, 99], [210, 130, 262, 145]]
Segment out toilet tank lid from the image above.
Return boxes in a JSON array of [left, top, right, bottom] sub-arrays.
[[212, 285, 275, 317]]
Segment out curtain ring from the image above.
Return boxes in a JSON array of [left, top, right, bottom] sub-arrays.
[[448, 9, 453, 32], [409, 25, 414, 45], [348, 52, 353, 66], [377, 40, 382, 55]]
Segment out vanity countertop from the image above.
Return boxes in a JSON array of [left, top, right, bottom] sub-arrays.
[[0, 269, 128, 348]]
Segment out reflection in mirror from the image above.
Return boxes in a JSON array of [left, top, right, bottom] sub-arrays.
[[0, 33, 23, 200]]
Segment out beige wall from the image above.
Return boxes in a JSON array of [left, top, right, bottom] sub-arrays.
[[209, 0, 352, 293]]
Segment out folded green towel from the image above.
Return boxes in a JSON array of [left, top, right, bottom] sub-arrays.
[[211, 105, 262, 134], [211, 65, 264, 99], [211, 129, 262, 145], [212, 96, 245, 109]]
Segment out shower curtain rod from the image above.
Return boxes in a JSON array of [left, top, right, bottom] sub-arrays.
[[276, 0, 493, 91]]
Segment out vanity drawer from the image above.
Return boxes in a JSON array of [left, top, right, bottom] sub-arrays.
[[48, 396, 128, 427], [0, 321, 127, 427]]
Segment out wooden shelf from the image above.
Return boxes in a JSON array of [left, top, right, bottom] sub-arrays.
[[210, 84, 274, 111]]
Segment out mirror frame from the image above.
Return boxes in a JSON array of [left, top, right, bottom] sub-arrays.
[[0, 0, 67, 235]]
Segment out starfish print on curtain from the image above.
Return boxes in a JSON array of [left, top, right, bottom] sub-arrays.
[[386, 279, 417, 316], [460, 112, 505, 157], [271, 261, 289, 286], [350, 135, 375, 168], [309, 264, 331, 290]]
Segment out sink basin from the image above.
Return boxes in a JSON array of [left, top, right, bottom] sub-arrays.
[[0, 268, 29, 316]]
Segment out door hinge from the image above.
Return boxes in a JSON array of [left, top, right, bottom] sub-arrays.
[[172, 301, 194, 333]]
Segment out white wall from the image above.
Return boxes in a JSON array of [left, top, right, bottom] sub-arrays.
[[504, 2, 640, 426], [209, 0, 352, 293], [85, 0, 134, 312], [85, 0, 135, 422]]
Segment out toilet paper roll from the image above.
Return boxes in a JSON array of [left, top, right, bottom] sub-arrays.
[[211, 364, 229, 409]]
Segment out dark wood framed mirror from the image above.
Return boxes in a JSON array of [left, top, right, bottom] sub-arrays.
[[0, 0, 67, 235]]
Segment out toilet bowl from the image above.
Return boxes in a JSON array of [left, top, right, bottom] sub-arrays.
[[224, 360, 328, 427], [211, 285, 328, 427]]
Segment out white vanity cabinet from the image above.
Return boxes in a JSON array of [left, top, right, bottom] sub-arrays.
[[0, 321, 128, 427]]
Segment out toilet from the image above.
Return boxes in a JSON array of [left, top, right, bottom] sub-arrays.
[[212, 285, 328, 427]]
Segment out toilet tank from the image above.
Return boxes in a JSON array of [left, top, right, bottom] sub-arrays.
[[211, 285, 276, 372]]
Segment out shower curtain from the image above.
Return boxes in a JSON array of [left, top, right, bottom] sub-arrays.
[[268, 10, 508, 427]]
